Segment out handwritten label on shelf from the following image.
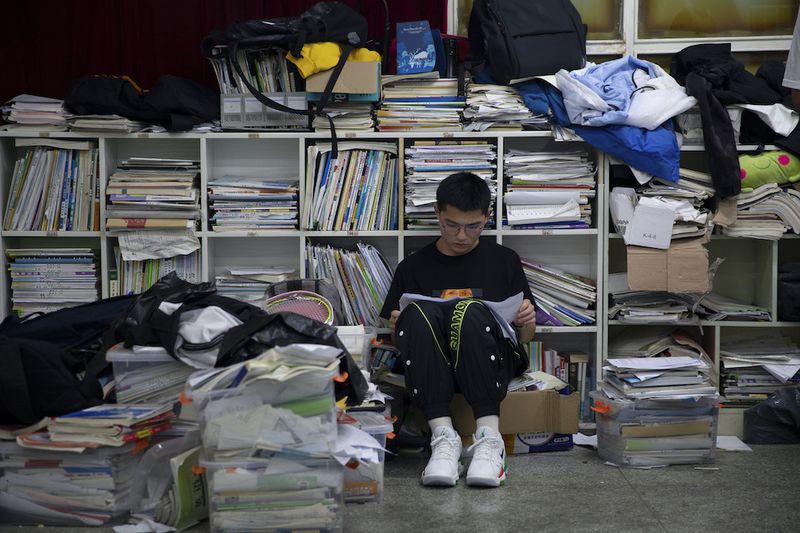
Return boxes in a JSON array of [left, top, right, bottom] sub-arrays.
[[46, 231, 58, 237], [347, 230, 359, 237], [39, 132, 50, 137], [541, 229, 553, 236], [538, 327, 553, 333], [248, 133, 259, 139], [344, 132, 356, 139], [443, 132, 454, 138], [137, 133, 149, 138]]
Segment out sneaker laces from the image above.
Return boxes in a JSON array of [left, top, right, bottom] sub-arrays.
[[430, 434, 460, 461], [468, 434, 502, 463]]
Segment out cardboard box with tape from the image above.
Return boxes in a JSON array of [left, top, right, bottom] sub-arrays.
[[626, 236, 711, 293], [305, 61, 381, 102]]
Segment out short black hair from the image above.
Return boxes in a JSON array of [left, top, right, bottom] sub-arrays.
[[436, 172, 491, 214]]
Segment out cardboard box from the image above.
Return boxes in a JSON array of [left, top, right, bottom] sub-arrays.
[[451, 389, 579, 454], [305, 61, 380, 102], [627, 237, 710, 293]]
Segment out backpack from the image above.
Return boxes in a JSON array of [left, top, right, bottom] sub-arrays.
[[201, 1, 369, 155], [468, 0, 587, 84], [0, 295, 137, 426]]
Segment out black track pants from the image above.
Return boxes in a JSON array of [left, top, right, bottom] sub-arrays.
[[395, 298, 527, 420]]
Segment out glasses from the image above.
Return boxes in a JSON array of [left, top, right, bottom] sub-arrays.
[[440, 220, 486, 236]]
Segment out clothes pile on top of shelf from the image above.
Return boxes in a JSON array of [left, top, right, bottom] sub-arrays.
[[105, 157, 201, 232], [3, 139, 100, 232], [312, 102, 376, 132], [521, 259, 596, 326], [463, 83, 546, 131], [504, 149, 595, 229], [305, 242, 393, 328], [214, 267, 299, 303], [1, 94, 70, 132], [719, 331, 800, 405], [304, 142, 398, 231], [720, 183, 800, 240], [600, 329, 717, 400], [404, 141, 497, 230], [208, 175, 299, 231], [377, 72, 463, 132], [6, 248, 99, 316]]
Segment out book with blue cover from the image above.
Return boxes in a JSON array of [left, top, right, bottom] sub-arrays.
[[396, 21, 436, 74]]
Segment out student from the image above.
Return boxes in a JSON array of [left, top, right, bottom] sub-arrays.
[[785, 10, 800, 109], [380, 172, 536, 488]]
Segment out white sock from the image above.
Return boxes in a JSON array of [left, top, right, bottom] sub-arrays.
[[429, 416, 454, 435], [475, 415, 500, 435]]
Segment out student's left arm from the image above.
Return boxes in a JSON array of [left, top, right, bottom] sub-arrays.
[[513, 299, 536, 343]]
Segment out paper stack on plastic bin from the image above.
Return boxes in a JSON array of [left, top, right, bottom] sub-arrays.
[[185, 344, 347, 532]]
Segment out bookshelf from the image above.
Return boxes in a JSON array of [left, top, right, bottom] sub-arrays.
[[0, 129, 606, 425], [602, 146, 800, 438]]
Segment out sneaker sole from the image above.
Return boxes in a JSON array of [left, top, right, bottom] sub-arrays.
[[466, 470, 506, 488], [422, 463, 464, 487]]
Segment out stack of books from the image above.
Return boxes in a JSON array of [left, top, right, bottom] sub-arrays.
[[68, 114, 147, 133], [504, 150, 595, 229], [0, 440, 145, 526], [722, 183, 800, 239], [185, 345, 346, 532], [3, 139, 100, 232], [313, 103, 376, 132], [600, 329, 716, 400], [521, 260, 596, 326], [304, 142, 399, 231], [525, 342, 592, 419], [305, 242, 393, 327], [2, 94, 69, 131], [377, 73, 463, 131], [463, 83, 545, 131], [404, 141, 497, 230], [7, 248, 99, 315], [214, 267, 298, 303], [208, 175, 299, 231], [719, 331, 800, 404], [111, 247, 200, 296], [105, 157, 200, 231]]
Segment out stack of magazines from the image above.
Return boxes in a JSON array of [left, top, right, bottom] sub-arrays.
[[377, 73, 463, 131], [522, 259, 596, 326], [208, 175, 299, 231]]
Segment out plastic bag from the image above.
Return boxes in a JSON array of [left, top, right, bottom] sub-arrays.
[[742, 386, 800, 444]]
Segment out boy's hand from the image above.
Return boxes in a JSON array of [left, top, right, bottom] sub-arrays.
[[389, 310, 401, 335], [513, 299, 535, 327]]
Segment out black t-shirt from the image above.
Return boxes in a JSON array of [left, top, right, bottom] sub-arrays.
[[379, 239, 536, 319]]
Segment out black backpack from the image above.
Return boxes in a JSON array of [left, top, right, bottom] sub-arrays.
[[0, 295, 136, 426], [468, 0, 587, 84], [201, 1, 369, 155]]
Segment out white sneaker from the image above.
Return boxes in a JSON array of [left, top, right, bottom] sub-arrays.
[[465, 426, 506, 487], [421, 426, 464, 486]]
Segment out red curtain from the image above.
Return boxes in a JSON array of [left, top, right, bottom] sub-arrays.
[[1, 0, 448, 102]]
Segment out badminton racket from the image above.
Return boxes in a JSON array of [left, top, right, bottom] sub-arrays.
[[263, 290, 335, 325]]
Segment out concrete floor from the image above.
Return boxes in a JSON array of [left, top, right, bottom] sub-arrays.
[[1, 443, 798, 533]]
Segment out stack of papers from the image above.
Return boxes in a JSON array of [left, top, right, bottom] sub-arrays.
[[106, 343, 195, 404], [313, 103, 375, 131], [3, 139, 100, 231], [304, 142, 398, 231], [722, 183, 800, 239], [697, 292, 771, 321], [521, 259, 596, 326], [105, 157, 200, 231], [0, 441, 144, 526], [208, 175, 299, 231], [305, 242, 393, 327], [2, 94, 70, 130], [504, 150, 595, 229], [404, 141, 497, 230], [215, 267, 298, 303], [68, 114, 147, 132], [720, 331, 800, 401], [378, 73, 463, 131], [601, 329, 717, 399], [609, 291, 697, 323], [7, 248, 98, 315], [463, 83, 546, 131], [647, 168, 715, 203]]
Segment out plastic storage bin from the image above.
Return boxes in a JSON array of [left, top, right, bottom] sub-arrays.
[[107, 343, 194, 404], [186, 367, 338, 459], [591, 390, 720, 467], [221, 93, 309, 130], [340, 411, 393, 503], [200, 454, 344, 533], [335, 326, 377, 368]]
